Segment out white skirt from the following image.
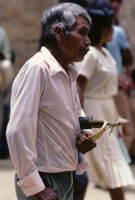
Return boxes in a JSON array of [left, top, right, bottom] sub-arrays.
[[84, 97, 135, 188]]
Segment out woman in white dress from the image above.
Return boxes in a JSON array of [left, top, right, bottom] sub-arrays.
[[77, 6, 134, 200]]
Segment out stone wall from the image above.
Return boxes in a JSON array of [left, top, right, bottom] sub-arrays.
[[0, 0, 57, 73], [0, 0, 135, 73], [119, 0, 135, 68]]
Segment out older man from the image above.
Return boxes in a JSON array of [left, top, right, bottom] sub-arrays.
[[6, 3, 96, 200]]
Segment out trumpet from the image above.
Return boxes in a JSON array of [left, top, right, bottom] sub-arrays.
[[79, 116, 121, 141]]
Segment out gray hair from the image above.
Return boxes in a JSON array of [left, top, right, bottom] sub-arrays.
[[41, 3, 91, 45]]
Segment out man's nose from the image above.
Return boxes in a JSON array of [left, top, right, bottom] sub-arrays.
[[85, 35, 91, 46]]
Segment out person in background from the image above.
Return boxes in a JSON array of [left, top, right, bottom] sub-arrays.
[[0, 27, 11, 61], [110, 0, 122, 25], [106, 0, 135, 161], [0, 27, 14, 159], [127, 68, 135, 164], [77, 5, 135, 200], [6, 3, 96, 200]]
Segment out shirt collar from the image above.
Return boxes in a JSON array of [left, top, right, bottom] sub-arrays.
[[40, 46, 77, 81]]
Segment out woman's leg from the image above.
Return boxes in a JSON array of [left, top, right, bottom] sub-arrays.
[[108, 187, 126, 200]]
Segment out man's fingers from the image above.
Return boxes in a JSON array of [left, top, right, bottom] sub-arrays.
[[84, 132, 92, 136], [55, 195, 61, 200], [76, 138, 96, 154]]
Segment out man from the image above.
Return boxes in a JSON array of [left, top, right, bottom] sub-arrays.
[[57, 2, 92, 200], [6, 3, 96, 200]]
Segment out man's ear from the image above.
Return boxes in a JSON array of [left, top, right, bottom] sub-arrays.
[[54, 24, 65, 42]]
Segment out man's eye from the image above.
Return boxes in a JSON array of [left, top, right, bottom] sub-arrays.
[[79, 28, 88, 36], [80, 30, 86, 36]]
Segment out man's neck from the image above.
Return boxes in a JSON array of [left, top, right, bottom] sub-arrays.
[[46, 45, 71, 72]]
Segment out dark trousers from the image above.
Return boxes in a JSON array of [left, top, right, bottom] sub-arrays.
[[15, 153, 89, 200], [15, 171, 74, 200]]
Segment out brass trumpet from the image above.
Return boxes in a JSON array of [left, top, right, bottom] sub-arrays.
[[79, 116, 121, 141]]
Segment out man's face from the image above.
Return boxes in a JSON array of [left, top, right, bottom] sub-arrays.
[[58, 16, 91, 62], [110, 0, 121, 16]]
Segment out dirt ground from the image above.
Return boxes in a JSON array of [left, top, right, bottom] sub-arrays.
[[0, 158, 135, 200]]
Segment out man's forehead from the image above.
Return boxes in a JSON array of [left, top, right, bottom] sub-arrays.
[[72, 15, 90, 30]]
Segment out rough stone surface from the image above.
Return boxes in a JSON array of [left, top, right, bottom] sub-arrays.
[[119, 1, 135, 67], [0, 0, 135, 74], [0, 0, 57, 73]]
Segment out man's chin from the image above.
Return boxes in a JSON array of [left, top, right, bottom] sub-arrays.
[[74, 49, 90, 62], [74, 55, 86, 62]]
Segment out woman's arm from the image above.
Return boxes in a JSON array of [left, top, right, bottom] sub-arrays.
[[77, 75, 88, 108]]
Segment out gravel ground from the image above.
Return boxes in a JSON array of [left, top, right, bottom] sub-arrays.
[[0, 158, 135, 200]]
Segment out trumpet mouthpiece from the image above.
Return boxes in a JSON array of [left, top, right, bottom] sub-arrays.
[[117, 121, 122, 126]]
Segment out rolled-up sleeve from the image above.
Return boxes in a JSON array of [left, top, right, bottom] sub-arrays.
[[6, 62, 46, 196]]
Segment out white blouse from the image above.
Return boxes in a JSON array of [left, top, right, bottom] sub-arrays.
[[78, 46, 118, 99]]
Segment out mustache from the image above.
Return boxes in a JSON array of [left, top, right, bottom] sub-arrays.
[[79, 46, 90, 51]]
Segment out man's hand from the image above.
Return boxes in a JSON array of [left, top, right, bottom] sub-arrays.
[[76, 132, 96, 154], [34, 187, 61, 200]]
